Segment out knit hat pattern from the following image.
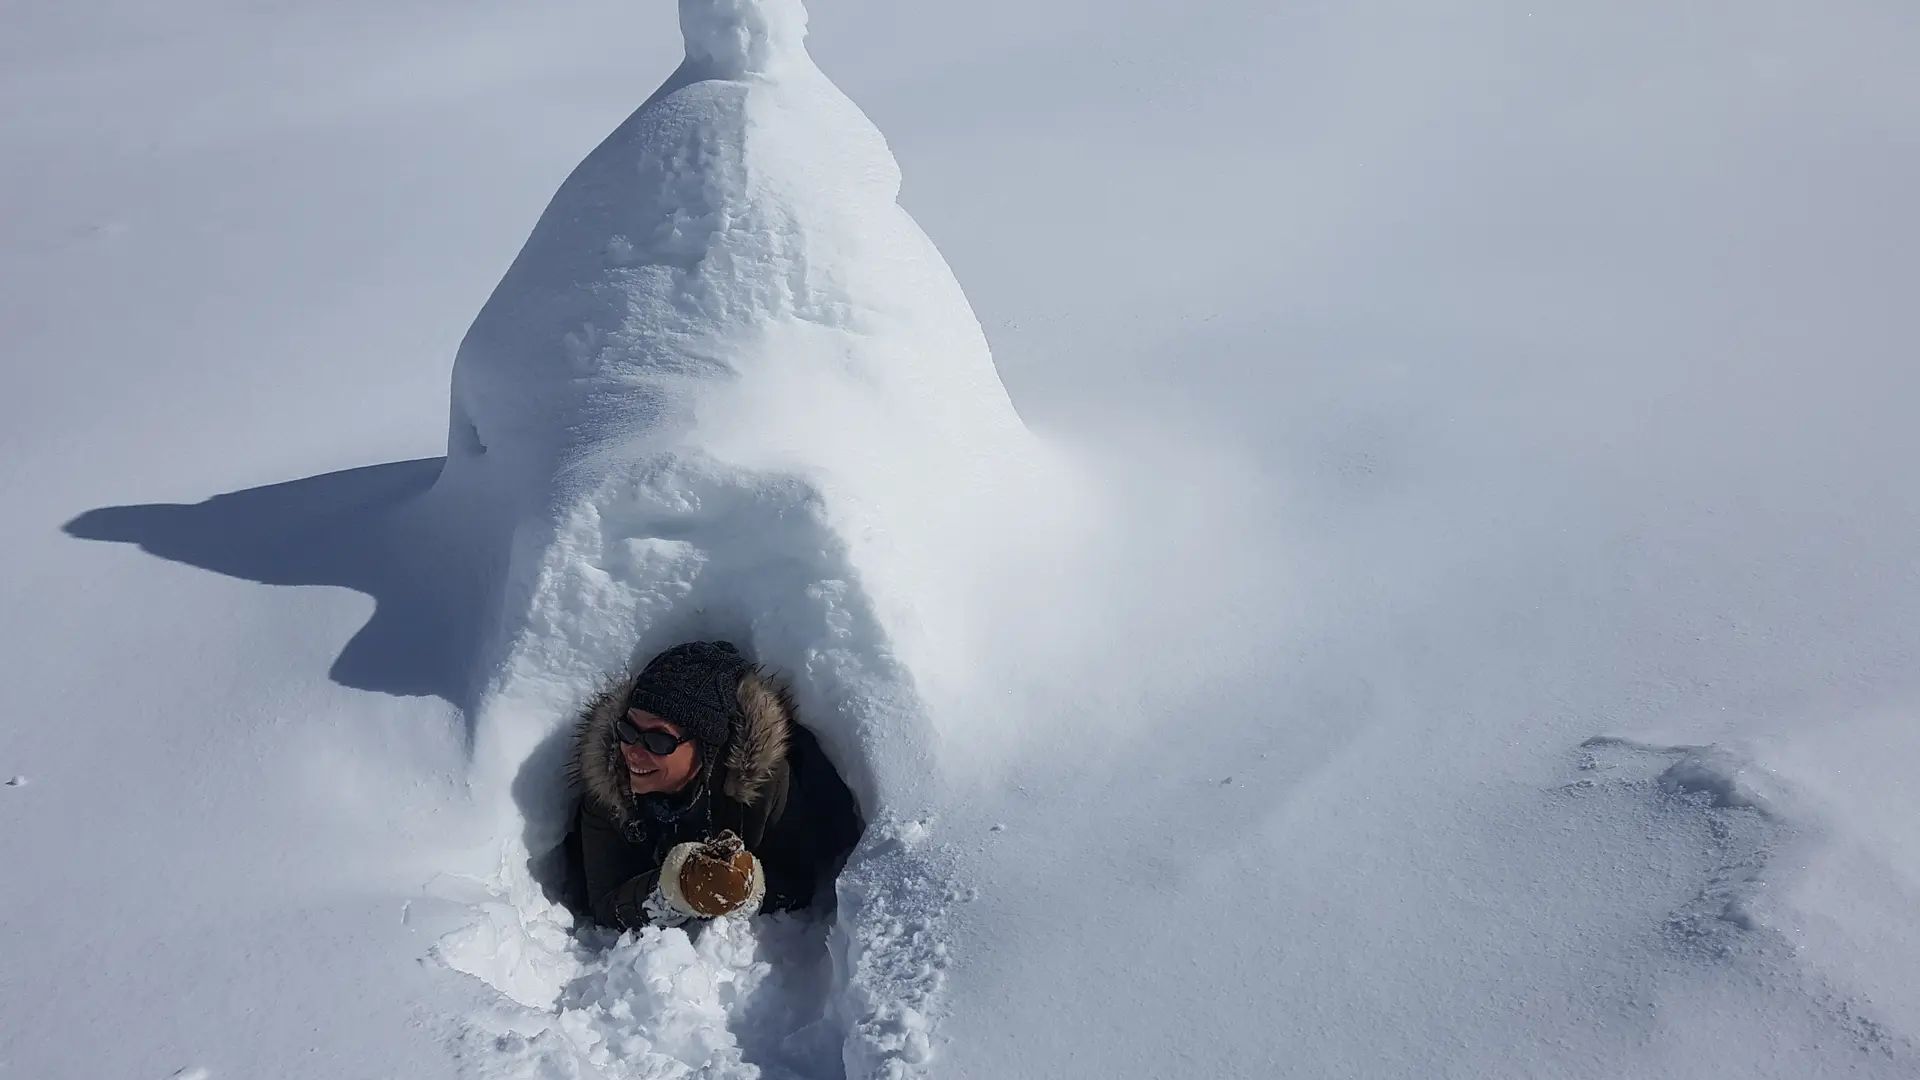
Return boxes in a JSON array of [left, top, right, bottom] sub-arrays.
[[625, 641, 753, 750]]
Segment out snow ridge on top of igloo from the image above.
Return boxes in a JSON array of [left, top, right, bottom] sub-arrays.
[[443, 0, 1029, 497], [680, 0, 808, 76]]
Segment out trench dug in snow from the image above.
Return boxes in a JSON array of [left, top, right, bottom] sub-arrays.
[[425, 0, 1052, 1076]]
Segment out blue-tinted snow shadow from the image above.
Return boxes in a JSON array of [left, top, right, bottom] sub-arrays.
[[63, 458, 486, 707]]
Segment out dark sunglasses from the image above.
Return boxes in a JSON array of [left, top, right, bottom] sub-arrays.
[[616, 716, 693, 756]]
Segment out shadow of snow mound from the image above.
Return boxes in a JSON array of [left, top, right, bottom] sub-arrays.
[[64, 458, 484, 704], [429, 0, 1057, 1076]]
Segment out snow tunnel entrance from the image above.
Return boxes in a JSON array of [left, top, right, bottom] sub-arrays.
[[455, 639, 868, 1078]]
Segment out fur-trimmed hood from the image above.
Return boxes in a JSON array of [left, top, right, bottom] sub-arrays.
[[570, 663, 794, 826]]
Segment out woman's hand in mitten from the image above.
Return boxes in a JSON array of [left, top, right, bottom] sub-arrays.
[[659, 830, 765, 919]]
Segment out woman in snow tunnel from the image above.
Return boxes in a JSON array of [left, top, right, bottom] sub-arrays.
[[562, 641, 864, 931]]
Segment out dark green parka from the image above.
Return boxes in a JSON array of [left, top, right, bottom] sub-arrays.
[[562, 666, 863, 930]]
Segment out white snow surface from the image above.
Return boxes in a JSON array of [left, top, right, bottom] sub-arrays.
[[5, 0, 1920, 1078]]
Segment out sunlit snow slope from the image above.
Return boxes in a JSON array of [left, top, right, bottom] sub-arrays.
[[5, 0, 1920, 1079]]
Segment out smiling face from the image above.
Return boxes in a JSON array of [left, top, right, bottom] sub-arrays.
[[619, 709, 701, 796]]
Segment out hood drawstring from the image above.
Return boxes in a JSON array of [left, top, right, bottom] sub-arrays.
[[619, 770, 715, 844]]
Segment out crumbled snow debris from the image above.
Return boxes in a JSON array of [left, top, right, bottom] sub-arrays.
[[451, 911, 837, 1080], [836, 820, 957, 1080], [4, 775, 23, 787]]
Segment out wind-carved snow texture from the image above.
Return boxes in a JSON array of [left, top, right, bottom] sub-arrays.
[[1565, 736, 1918, 1067], [1573, 737, 1783, 952], [428, 0, 1045, 1076]]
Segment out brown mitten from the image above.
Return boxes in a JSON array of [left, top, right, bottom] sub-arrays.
[[659, 830, 766, 919]]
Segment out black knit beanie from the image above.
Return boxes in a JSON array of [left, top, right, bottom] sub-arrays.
[[625, 641, 752, 751]]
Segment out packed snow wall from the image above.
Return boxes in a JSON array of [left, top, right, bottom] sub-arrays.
[[428, 0, 1055, 1072]]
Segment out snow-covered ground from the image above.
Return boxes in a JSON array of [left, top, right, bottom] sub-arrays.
[[5, 1, 1919, 1078]]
